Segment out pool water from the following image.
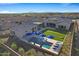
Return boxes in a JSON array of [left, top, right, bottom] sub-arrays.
[[43, 45, 51, 49], [42, 41, 52, 49]]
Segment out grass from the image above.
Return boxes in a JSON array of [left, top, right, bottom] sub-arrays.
[[43, 30, 65, 41]]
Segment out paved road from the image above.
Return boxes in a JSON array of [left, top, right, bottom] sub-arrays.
[[2, 43, 21, 56], [0, 38, 21, 56]]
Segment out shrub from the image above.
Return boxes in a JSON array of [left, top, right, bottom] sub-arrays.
[[11, 42, 17, 50]]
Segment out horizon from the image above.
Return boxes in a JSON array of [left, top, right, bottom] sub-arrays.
[[0, 3, 79, 13]]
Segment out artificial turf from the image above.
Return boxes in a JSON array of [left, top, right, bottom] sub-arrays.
[[43, 30, 65, 41]]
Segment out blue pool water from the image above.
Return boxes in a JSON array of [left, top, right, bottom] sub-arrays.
[[43, 45, 51, 49], [43, 42, 53, 49]]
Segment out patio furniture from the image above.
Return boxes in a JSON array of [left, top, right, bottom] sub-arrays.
[[47, 35, 54, 39]]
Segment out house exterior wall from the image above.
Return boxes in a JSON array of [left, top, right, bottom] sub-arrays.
[[43, 19, 72, 30], [56, 19, 72, 30]]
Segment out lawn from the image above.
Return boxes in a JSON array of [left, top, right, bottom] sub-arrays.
[[43, 30, 65, 41]]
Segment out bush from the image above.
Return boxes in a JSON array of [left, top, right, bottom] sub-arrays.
[[18, 47, 25, 55], [11, 42, 17, 50], [1, 51, 10, 56]]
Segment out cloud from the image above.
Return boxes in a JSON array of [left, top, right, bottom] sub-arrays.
[[0, 11, 17, 13]]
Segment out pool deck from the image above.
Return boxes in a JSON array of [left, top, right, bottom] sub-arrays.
[[30, 37, 63, 55]]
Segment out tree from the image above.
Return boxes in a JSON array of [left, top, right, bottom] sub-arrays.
[[18, 47, 25, 55], [0, 37, 8, 44], [11, 42, 17, 50], [25, 49, 36, 56], [26, 51, 33, 56]]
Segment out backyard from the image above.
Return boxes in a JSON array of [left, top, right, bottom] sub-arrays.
[[43, 29, 66, 41]]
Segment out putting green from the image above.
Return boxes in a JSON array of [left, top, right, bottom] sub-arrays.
[[43, 30, 65, 41]]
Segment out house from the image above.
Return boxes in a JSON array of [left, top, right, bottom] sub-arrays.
[[43, 18, 72, 30]]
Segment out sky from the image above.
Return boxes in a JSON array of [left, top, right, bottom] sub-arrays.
[[0, 3, 79, 13]]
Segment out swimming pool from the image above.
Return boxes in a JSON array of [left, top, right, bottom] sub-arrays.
[[43, 45, 51, 49], [43, 42, 52, 49]]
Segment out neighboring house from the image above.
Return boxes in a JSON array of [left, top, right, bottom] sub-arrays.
[[43, 18, 72, 30]]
